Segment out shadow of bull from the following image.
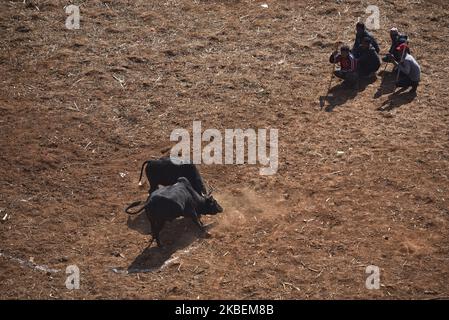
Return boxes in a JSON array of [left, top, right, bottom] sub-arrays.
[[125, 212, 214, 273]]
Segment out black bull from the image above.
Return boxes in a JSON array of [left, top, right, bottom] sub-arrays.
[[126, 177, 223, 247], [138, 157, 208, 196]]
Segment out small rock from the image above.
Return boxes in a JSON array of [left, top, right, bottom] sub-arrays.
[[16, 26, 31, 33], [112, 252, 125, 258], [167, 286, 180, 294], [112, 267, 126, 274]]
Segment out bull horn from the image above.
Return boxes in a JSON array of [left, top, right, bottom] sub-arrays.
[[203, 180, 211, 195], [207, 186, 215, 196]]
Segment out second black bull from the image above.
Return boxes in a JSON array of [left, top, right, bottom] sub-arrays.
[[138, 157, 208, 195]]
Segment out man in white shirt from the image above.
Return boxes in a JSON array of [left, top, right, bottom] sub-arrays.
[[388, 43, 421, 93]]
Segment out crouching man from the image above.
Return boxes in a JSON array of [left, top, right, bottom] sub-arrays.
[[329, 45, 358, 88], [357, 37, 381, 78], [389, 43, 421, 93], [382, 27, 409, 63]]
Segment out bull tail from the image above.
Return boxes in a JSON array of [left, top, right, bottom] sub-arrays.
[[125, 199, 149, 215], [138, 160, 150, 186]]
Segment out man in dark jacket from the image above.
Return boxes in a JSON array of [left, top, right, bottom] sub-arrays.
[[352, 22, 380, 58], [382, 27, 409, 63], [357, 37, 381, 78]]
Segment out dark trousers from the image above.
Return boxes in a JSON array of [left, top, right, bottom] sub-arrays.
[[382, 54, 401, 63], [382, 55, 393, 63], [396, 72, 419, 92], [358, 62, 380, 77], [334, 70, 358, 84]]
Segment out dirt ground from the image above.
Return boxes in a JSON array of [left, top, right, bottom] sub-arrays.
[[1, 0, 448, 299]]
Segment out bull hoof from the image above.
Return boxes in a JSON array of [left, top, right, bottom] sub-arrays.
[[201, 232, 212, 239]]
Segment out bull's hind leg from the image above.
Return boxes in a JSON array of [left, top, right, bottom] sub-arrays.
[[148, 226, 161, 247], [148, 217, 156, 247], [151, 221, 162, 247], [149, 218, 165, 247], [155, 220, 165, 247], [147, 212, 160, 247]]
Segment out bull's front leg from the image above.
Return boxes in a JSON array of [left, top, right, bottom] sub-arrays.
[[190, 210, 211, 238], [198, 215, 204, 227]]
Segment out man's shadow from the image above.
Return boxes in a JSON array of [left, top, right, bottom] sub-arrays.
[[374, 69, 396, 99], [126, 213, 214, 273], [358, 74, 378, 92], [320, 75, 376, 112], [320, 83, 357, 112], [378, 88, 417, 111]]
